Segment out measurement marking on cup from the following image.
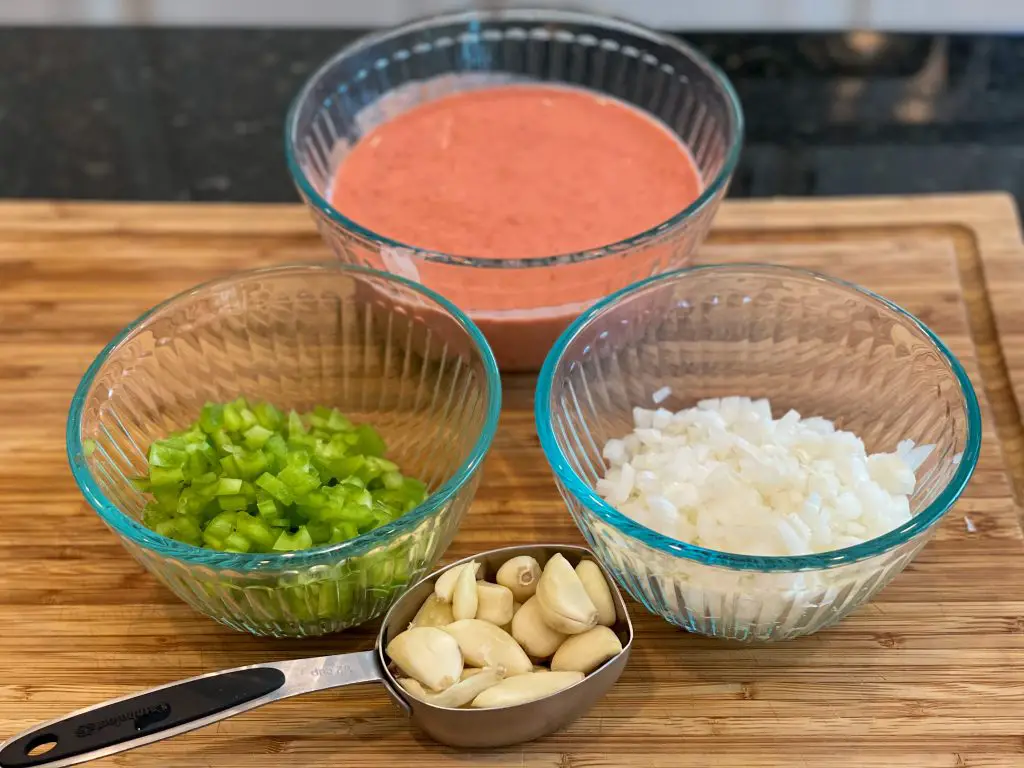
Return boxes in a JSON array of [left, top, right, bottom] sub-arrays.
[[311, 664, 353, 678]]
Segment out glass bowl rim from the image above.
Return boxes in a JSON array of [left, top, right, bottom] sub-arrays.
[[67, 262, 502, 572], [283, 7, 745, 269], [535, 262, 982, 572]]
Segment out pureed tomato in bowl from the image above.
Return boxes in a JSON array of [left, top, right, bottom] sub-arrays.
[[286, 9, 743, 371]]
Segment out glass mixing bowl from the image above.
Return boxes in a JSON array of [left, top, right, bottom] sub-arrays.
[[535, 264, 981, 641], [68, 263, 501, 637], [285, 8, 743, 371]]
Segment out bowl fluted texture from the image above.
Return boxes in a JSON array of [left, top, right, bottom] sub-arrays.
[[69, 264, 500, 637], [537, 265, 980, 641]]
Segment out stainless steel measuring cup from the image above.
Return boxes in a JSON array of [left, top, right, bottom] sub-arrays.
[[0, 544, 633, 768]]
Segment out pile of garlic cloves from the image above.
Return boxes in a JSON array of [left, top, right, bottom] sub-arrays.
[[386, 553, 624, 708]]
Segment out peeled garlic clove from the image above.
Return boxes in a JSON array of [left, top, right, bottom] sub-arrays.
[[536, 553, 598, 635], [400, 668, 505, 708], [460, 667, 484, 681], [398, 677, 429, 699], [496, 555, 542, 603], [475, 582, 514, 626], [442, 619, 533, 676], [386, 626, 463, 692], [575, 560, 617, 627], [551, 625, 623, 674], [422, 667, 504, 708], [435, 561, 480, 602], [532, 665, 548, 673], [410, 594, 454, 629], [500, 601, 521, 633], [512, 596, 567, 659], [452, 563, 479, 620], [470, 670, 584, 708]]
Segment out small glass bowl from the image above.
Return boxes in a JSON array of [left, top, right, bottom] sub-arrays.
[[535, 264, 981, 641], [68, 263, 501, 637], [285, 8, 743, 371]]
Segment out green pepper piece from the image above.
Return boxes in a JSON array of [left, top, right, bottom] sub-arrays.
[[240, 480, 258, 502], [255, 472, 295, 505], [176, 487, 208, 516], [214, 477, 243, 496], [185, 445, 210, 477], [265, 433, 287, 458], [243, 424, 273, 449], [272, 526, 313, 552], [218, 454, 240, 478], [223, 532, 251, 552], [287, 432, 317, 452], [143, 505, 169, 529], [189, 470, 218, 487], [202, 532, 226, 550], [204, 512, 236, 541], [254, 401, 283, 431], [148, 443, 187, 469], [235, 514, 276, 551], [234, 449, 269, 480], [326, 409, 353, 433], [287, 410, 306, 437], [381, 470, 404, 491], [199, 402, 224, 433], [317, 503, 376, 530], [315, 582, 339, 618], [151, 485, 179, 513], [278, 464, 320, 499], [329, 521, 359, 543], [239, 407, 257, 431], [217, 494, 248, 512], [149, 466, 184, 487], [156, 516, 202, 546], [355, 424, 386, 457], [222, 403, 243, 433], [403, 477, 428, 499], [306, 519, 332, 545], [210, 429, 234, 454], [256, 495, 278, 521]]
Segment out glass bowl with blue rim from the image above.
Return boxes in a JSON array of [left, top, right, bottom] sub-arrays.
[[284, 7, 743, 371], [535, 263, 980, 641], [68, 263, 501, 637]]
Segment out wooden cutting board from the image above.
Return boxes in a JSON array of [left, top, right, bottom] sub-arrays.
[[2, 193, 1024, 768]]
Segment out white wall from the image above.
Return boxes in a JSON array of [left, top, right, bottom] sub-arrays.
[[1, 0, 1023, 31]]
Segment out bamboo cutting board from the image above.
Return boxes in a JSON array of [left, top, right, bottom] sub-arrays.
[[1, 193, 1024, 768]]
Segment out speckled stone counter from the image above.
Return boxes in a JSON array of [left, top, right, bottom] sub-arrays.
[[1, 29, 1021, 209]]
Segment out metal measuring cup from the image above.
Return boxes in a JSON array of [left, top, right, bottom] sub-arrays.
[[0, 544, 633, 768]]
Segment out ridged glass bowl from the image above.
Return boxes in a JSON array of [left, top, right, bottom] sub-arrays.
[[285, 8, 743, 371], [536, 264, 981, 641], [68, 263, 501, 637]]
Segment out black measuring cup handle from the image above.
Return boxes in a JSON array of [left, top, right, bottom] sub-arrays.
[[0, 649, 401, 768]]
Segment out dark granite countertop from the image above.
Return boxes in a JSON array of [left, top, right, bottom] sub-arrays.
[[1, 28, 1023, 210]]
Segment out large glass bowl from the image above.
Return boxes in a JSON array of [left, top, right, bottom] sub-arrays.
[[285, 8, 743, 372], [535, 264, 981, 642], [68, 263, 501, 637]]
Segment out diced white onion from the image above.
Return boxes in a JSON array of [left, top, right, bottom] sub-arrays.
[[597, 397, 930, 558]]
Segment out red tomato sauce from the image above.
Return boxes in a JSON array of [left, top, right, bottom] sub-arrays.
[[329, 84, 703, 370]]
